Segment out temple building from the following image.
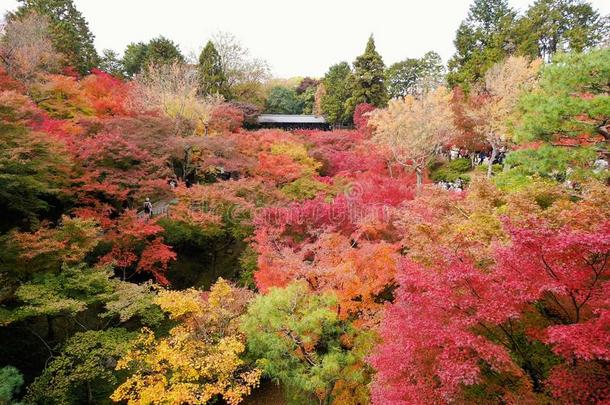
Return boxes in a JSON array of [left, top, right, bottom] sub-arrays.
[[256, 114, 330, 130]]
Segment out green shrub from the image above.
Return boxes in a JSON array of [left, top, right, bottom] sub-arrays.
[[158, 218, 223, 249], [0, 366, 24, 405], [281, 177, 329, 200], [494, 145, 603, 190], [238, 246, 258, 290], [429, 158, 472, 183]]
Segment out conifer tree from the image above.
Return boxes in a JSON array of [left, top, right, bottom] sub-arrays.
[[515, 0, 609, 62], [146, 36, 184, 67], [121, 36, 184, 78], [197, 40, 228, 97], [99, 49, 124, 78], [386, 51, 445, 99], [122, 42, 149, 78], [344, 35, 388, 118], [517, 48, 610, 143], [447, 0, 517, 90]]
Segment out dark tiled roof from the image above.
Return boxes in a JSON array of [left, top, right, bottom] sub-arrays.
[[257, 114, 327, 124]]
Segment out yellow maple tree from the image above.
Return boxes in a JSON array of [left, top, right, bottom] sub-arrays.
[[370, 87, 455, 188], [468, 56, 541, 177], [111, 279, 261, 405]]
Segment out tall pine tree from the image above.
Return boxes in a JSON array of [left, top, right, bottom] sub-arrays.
[[515, 0, 609, 62], [344, 35, 388, 119], [197, 41, 228, 97], [14, 0, 99, 74], [447, 0, 517, 90]]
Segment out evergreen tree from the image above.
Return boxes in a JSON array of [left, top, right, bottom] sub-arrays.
[[0, 366, 24, 404], [344, 35, 388, 118], [265, 86, 303, 114], [241, 282, 371, 405], [515, 0, 609, 62], [146, 36, 184, 66], [386, 51, 445, 99], [447, 0, 517, 90], [516, 48, 610, 143], [419, 51, 446, 87], [298, 85, 317, 114], [386, 58, 422, 99], [99, 49, 125, 78], [197, 40, 228, 97], [122, 42, 149, 78], [121, 36, 184, 78], [320, 62, 352, 125], [295, 77, 320, 114], [14, 0, 99, 74]]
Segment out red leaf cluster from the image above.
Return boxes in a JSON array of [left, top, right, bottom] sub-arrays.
[[371, 217, 610, 403], [353, 102, 376, 132]]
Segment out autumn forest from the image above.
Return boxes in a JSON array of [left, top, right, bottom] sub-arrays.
[[0, 0, 609, 404]]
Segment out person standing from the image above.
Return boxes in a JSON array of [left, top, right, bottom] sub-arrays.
[[143, 197, 153, 218]]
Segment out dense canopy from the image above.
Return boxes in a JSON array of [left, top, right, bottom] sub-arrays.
[[0, 0, 609, 404]]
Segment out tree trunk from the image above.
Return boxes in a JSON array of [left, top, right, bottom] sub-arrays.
[[387, 160, 394, 178], [87, 381, 93, 404], [487, 145, 498, 179], [415, 166, 423, 189], [182, 145, 192, 181]]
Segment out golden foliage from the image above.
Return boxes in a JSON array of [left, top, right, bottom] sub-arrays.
[[155, 288, 203, 319], [470, 56, 541, 147], [270, 141, 321, 175], [130, 62, 223, 135], [112, 279, 260, 405], [369, 87, 455, 185]]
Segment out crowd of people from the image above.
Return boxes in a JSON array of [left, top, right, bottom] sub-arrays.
[[434, 146, 507, 191], [437, 178, 466, 191], [436, 145, 609, 193], [440, 146, 508, 166]]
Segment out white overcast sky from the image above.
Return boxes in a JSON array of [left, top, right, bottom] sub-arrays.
[[2, 0, 609, 78]]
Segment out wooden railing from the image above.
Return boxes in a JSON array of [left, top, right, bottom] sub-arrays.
[[137, 198, 177, 219]]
